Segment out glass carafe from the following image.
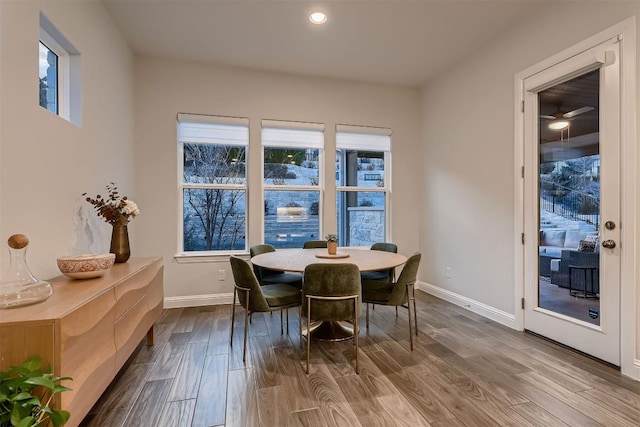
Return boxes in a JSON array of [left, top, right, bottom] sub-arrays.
[[0, 234, 53, 309]]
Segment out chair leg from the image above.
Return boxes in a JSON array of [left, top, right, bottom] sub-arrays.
[[230, 290, 237, 346], [354, 298, 359, 374], [243, 291, 250, 363], [299, 306, 303, 349], [406, 284, 414, 351], [280, 309, 284, 335], [286, 307, 289, 334], [412, 284, 418, 336], [366, 303, 370, 330], [306, 297, 311, 374], [396, 306, 398, 317]]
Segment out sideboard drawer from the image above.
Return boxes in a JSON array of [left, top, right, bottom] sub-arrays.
[[59, 290, 117, 420]]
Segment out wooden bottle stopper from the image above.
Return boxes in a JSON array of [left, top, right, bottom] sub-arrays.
[[7, 234, 29, 249]]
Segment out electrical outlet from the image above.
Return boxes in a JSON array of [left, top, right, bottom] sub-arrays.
[[218, 270, 226, 281], [446, 267, 452, 278]]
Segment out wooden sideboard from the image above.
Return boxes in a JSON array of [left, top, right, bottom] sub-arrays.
[[0, 257, 164, 427]]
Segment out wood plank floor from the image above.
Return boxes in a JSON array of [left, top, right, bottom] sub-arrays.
[[80, 291, 640, 426]]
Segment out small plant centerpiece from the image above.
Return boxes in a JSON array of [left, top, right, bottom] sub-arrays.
[[325, 234, 338, 255], [0, 356, 71, 427], [83, 183, 140, 263]]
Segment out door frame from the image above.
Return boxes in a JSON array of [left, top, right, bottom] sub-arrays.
[[514, 17, 637, 379]]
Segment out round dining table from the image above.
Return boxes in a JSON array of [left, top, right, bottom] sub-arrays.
[[250, 247, 407, 273], [251, 247, 408, 341]]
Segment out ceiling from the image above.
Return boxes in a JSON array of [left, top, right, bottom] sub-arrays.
[[539, 69, 600, 162], [539, 70, 599, 144], [101, 0, 539, 88]]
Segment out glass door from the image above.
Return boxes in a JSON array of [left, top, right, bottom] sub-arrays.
[[537, 69, 601, 324], [523, 39, 621, 365]]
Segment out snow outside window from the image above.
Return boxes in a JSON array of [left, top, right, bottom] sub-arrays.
[[336, 125, 391, 247], [262, 121, 324, 248], [178, 114, 249, 254]]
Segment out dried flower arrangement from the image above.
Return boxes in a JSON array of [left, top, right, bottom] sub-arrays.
[[83, 183, 139, 227]]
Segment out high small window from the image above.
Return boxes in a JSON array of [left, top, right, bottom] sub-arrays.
[[178, 114, 249, 253], [39, 41, 58, 114], [39, 13, 81, 124], [262, 121, 324, 248], [336, 125, 391, 246]]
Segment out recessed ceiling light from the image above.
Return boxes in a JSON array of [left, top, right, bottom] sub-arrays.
[[309, 12, 327, 25]]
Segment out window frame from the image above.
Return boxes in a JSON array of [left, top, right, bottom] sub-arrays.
[[335, 125, 392, 247], [261, 121, 325, 248], [39, 13, 81, 125], [39, 27, 68, 117], [177, 114, 250, 258]]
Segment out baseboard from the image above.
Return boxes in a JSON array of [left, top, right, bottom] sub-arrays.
[[625, 359, 640, 381], [164, 293, 234, 309], [166, 283, 517, 329], [416, 281, 518, 329]]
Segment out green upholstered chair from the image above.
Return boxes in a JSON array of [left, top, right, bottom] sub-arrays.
[[362, 252, 421, 350], [300, 263, 361, 374], [229, 255, 301, 362], [249, 244, 302, 288], [302, 240, 327, 249], [361, 242, 398, 283]]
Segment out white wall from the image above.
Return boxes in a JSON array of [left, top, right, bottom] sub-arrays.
[[0, 0, 135, 279], [133, 57, 421, 300], [419, 2, 639, 369]]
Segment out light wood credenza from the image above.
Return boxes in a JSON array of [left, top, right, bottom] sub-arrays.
[[0, 257, 164, 427]]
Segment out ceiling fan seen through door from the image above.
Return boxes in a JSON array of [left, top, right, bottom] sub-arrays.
[[540, 106, 595, 130]]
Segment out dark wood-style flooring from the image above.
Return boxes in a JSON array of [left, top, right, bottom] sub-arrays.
[[80, 291, 640, 426]]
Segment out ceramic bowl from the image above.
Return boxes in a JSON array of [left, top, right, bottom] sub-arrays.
[[57, 253, 115, 279]]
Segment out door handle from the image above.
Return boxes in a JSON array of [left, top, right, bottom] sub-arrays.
[[602, 239, 616, 249]]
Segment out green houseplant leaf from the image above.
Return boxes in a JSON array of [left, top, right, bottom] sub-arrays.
[[0, 356, 72, 427], [16, 416, 36, 427], [24, 377, 54, 390]]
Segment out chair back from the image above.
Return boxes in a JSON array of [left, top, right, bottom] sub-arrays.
[[249, 244, 275, 257], [370, 242, 398, 253], [370, 242, 398, 278], [302, 263, 361, 321], [303, 240, 327, 249], [387, 252, 421, 306], [249, 244, 283, 281], [230, 255, 270, 312]]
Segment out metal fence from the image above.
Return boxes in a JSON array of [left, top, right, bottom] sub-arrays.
[[540, 179, 600, 229]]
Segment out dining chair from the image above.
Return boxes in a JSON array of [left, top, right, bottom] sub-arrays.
[[361, 242, 398, 283], [229, 255, 301, 362], [300, 263, 361, 374], [249, 244, 302, 288], [302, 240, 327, 249], [361, 242, 398, 313], [362, 252, 421, 350]]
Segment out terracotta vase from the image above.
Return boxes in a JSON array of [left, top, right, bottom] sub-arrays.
[[327, 241, 337, 255], [110, 225, 131, 263]]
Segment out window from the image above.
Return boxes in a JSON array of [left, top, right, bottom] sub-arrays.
[[178, 114, 249, 254], [39, 41, 58, 114], [262, 121, 324, 248], [336, 125, 391, 246], [39, 13, 81, 124]]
